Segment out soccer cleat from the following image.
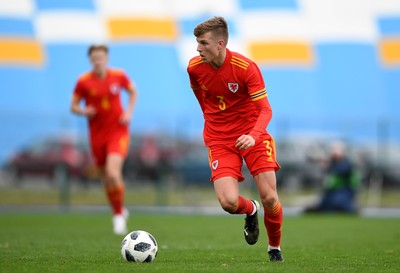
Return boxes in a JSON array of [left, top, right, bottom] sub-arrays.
[[113, 214, 127, 235], [113, 208, 129, 235], [122, 207, 130, 220], [244, 200, 260, 245], [268, 249, 284, 262]]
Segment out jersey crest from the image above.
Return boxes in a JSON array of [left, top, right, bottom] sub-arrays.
[[228, 82, 239, 93], [211, 160, 219, 170], [110, 83, 121, 95]]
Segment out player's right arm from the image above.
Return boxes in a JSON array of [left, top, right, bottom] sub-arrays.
[[187, 59, 206, 112], [70, 79, 96, 117], [70, 94, 96, 117], [190, 84, 206, 110]]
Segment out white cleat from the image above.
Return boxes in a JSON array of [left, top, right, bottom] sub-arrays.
[[122, 207, 129, 220], [113, 208, 129, 235]]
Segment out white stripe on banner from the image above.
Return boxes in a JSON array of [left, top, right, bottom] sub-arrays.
[[0, 0, 34, 17], [95, 0, 238, 18], [166, 0, 238, 18], [369, 0, 400, 16], [299, 0, 378, 42], [238, 12, 312, 41], [35, 12, 106, 43], [96, 0, 169, 17]]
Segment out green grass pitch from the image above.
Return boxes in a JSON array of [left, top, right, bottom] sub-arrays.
[[0, 212, 399, 273]]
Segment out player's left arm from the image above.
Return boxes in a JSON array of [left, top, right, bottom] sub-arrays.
[[236, 97, 272, 150], [248, 96, 272, 140], [236, 64, 272, 150], [120, 82, 137, 125], [247, 64, 272, 141]]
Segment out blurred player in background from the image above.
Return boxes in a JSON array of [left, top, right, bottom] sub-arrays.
[[187, 17, 284, 262], [70, 44, 137, 235]]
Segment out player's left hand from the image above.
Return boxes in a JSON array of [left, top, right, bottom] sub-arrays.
[[119, 111, 131, 125], [235, 135, 255, 150]]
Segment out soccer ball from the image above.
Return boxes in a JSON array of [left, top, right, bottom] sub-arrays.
[[121, 230, 158, 262]]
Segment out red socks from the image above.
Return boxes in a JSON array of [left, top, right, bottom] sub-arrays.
[[230, 196, 283, 248], [263, 201, 283, 247], [105, 183, 125, 215], [233, 196, 255, 215]]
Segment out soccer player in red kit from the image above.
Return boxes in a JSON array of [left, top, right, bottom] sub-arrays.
[[187, 17, 284, 262], [70, 44, 137, 235]]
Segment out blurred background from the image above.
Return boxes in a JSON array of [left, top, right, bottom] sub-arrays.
[[0, 0, 399, 213]]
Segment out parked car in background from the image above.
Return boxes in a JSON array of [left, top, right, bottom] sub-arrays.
[[4, 136, 96, 184]]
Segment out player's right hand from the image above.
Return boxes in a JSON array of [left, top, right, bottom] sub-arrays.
[[235, 134, 255, 150], [84, 106, 97, 117]]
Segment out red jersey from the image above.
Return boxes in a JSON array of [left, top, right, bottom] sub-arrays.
[[73, 69, 131, 138], [187, 49, 273, 146]]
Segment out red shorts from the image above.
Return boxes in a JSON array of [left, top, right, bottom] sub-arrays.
[[90, 130, 130, 167], [208, 133, 280, 182]]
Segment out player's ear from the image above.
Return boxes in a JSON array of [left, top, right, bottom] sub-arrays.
[[217, 39, 225, 49]]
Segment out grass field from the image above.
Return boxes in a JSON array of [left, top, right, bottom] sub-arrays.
[[0, 212, 399, 273]]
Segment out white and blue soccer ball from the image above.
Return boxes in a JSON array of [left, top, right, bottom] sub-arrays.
[[121, 230, 158, 263]]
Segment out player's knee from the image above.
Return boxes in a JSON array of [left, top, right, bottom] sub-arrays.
[[261, 194, 278, 209], [104, 168, 121, 183], [219, 198, 237, 214]]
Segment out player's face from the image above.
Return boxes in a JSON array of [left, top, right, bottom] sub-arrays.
[[196, 31, 223, 66], [90, 50, 108, 76]]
